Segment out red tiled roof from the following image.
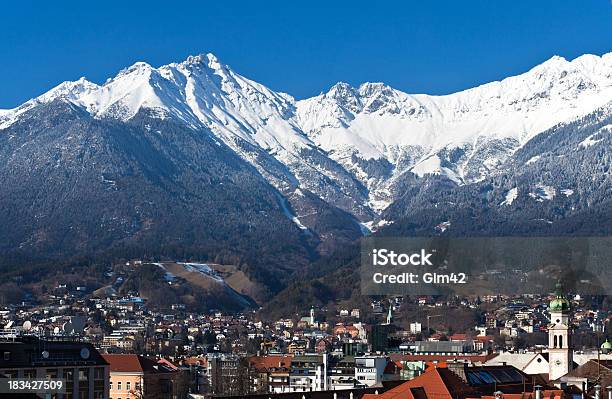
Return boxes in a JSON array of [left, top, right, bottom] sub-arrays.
[[249, 355, 293, 372], [103, 354, 143, 373], [363, 367, 458, 399], [182, 357, 208, 367], [102, 354, 176, 374], [157, 358, 179, 370], [365, 364, 555, 399]]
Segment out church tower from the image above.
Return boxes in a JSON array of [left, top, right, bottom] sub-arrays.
[[548, 282, 573, 380]]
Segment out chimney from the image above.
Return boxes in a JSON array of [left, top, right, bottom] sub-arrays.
[[594, 385, 601, 399], [447, 360, 468, 382], [606, 386, 612, 399], [535, 385, 542, 399]]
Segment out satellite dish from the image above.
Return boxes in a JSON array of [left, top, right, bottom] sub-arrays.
[[22, 321, 32, 331], [42, 351, 49, 359], [53, 327, 60, 335], [80, 348, 90, 360], [62, 322, 74, 334]]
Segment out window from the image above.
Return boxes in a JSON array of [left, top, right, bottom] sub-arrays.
[[78, 368, 88, 381], [23, 369, 36, 378], [110, 382, 113, 390], [94, 368, 105, 380], [117, 382, 122, 391], [3, 352, 9, 361], [78, 368, 90, 399], [93, 368, 105, 399], [64, 369, 74, 399], [126, 382, 130, 391], [3, 370, 18, 378]]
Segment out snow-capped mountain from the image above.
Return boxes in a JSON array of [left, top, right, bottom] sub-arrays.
[[382, 101, 612, 237], [1, 52, 611, 225], [1, 51, 611, 301], [296, 53, 612, 209], [1, 54, 370, 218]]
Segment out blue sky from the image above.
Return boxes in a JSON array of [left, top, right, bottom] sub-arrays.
[[1, 0, 611, 108]]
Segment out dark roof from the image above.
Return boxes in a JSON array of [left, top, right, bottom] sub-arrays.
[[465, 366, 527, 385], [0, 336, 107, 369], [560, 358, 612, 388], [592, 360, 612, 369]]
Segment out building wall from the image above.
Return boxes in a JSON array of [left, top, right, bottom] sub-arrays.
[[109, 372, 143, 399], [355, 357, 387, 387]]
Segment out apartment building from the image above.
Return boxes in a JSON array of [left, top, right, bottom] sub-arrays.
[[289, 354, 328, 392], [354, 356, 388, 387], [0, 335, 109, 399], [103, 354, 187, 399]]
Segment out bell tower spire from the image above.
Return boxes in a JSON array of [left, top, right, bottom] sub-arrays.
[[548, 282, 573, 380]]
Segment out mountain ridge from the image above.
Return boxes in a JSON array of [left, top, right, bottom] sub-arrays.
[[2, 52, 610, 221]]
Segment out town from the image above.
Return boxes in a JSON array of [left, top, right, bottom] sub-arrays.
[[0, 267, 610, 399]]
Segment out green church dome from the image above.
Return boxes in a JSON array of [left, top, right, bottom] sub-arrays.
[[549, 297, 570, 311], [602, 339, 612, 350], [549, 282, 570, 311]]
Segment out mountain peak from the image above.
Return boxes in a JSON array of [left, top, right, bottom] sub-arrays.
[[183, 53, 214, 65], [327, 82, 357, 97], [122, 61, 153, 73], [23, 77, 99, 108], [205, 52, 220, 64], [546, 55, 568, 64], [530, 52, 612, 77], [328, 82, 354, 91], [113, 62, 155, 82], [180, 53, 229, 76], [358, 82, 394, 96]]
